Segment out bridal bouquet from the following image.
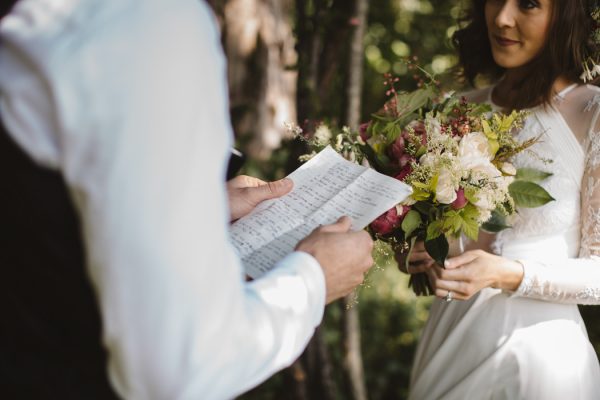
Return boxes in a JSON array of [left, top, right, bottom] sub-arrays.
[[291, 72, 554, 295]]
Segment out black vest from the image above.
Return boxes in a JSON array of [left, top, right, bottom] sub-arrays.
[[1, 3, 119, 398]]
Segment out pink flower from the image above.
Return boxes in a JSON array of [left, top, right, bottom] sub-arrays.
[[370, 205, 411, 235], [398, 153, 414, 168], [359, 122, 371, 141], [451, 188, 468, 210]]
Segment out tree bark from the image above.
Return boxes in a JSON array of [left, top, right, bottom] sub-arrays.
[[342, 1, 369, 400], [220, 0, 297, 159]]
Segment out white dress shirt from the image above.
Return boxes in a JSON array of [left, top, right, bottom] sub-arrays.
[[0, 1, 326, 399]]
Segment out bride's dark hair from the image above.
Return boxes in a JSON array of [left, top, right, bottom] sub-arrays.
[[453, 0, 595, 109]]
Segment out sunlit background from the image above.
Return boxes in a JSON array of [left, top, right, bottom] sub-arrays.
[[205, 0, 600, 398]]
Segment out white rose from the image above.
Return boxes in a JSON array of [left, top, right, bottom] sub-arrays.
[[458, 132, 493, 161], [472, 192, 494, 212], [435, 169, 457, 204], [470, 161, 502, 179]]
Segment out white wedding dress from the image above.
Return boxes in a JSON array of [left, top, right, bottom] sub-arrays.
[[409, 84, 600, 400]]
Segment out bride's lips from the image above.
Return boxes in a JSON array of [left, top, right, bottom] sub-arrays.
[[493, 35, 520, 47]]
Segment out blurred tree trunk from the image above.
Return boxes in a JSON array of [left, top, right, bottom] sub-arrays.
[[214, 0, 297, 159], [342, 1, 369, 399]]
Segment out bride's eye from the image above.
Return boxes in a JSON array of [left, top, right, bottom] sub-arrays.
[[519, 0, 540, 9]]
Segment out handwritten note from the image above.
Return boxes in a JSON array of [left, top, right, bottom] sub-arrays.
[[230, 146, 412, 278]]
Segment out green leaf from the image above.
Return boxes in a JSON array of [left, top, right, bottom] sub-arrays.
[[413, 201, 432, 215], [509, 180, 555, 208], [401, 210, 422, 237], [384, 122, 402, 142], [515, 167, 553, 182], [426, 220, 443, 241], [425, 234, 449, 266], [459, 204, 480, 241], [481, 209, 511, 233], [395, 86, 436, 117]]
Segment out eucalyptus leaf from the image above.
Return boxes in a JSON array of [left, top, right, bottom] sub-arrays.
[[509, 180, 555, 208], [515, 167, 553, 182]]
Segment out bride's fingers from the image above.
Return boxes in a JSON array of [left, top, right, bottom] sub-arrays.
[[434, 280, 470, 300], [434, 287, 467, 301], [445, 250, 482, 269]]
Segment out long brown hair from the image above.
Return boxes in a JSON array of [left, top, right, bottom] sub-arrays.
[[453, 0, 595, 110]]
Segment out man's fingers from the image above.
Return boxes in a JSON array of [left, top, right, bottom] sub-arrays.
[[319, 216, 353, 233]]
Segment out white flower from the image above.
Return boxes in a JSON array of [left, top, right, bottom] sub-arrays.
[[426, 117, 442, 137], [436, 169, 458, 204], [500, 162, 517, 176], [470, 162, 502, 180], [314, 125, 332, 145], [593, 64, 600, 79], [458, 132, 493, 161], [472, 190, 494, 212], [419, 152, 437, 168], [401, 196, 417, 206]]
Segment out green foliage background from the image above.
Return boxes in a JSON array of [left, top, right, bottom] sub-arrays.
[[237, 0, 600, 398]]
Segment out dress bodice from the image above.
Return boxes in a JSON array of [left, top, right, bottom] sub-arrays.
[[462, 84, 600, 304], [495, 99, 584, 261]]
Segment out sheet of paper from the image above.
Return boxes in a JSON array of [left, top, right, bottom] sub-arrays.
[[230, 146, 412, 278]]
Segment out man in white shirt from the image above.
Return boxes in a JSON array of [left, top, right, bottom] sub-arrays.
[[0, 1, 374, 399]]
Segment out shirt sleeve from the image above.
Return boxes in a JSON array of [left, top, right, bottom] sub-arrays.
[[0, 1, 325, 399], [510, 100, 600, 305]]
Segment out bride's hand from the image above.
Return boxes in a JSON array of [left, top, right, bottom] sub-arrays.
[[427, 250, 524, 300]]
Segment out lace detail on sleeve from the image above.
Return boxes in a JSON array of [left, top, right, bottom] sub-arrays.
[[580, 112, 600, 258], [510, 99, 600, 305]]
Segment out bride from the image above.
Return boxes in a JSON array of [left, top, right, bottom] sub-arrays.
[[402, 0, 600, 398]]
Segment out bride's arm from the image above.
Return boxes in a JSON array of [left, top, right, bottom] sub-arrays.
[[509, 108, 600, 305]]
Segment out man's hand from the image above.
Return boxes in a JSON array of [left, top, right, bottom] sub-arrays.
[[227, 175, 293, 222], [296, 217, 374, 304]]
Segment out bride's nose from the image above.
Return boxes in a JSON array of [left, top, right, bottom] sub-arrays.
[[494, 1, 517, 29]]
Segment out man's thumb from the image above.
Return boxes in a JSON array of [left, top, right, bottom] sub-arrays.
[[319, 216, 353, 233], [249, 178, 293, 203]]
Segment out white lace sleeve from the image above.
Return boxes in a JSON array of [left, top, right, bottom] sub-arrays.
[[512, 99, 600, 305]]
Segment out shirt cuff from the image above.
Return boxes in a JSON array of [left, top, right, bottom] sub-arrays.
[[268, 251, 326, 327]]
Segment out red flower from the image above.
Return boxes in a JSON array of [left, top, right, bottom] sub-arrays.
[[395, 164, 413, 181], [370, 205, 410, 235], [371, 208, 400, 235], [451, 188, 468, 210]]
